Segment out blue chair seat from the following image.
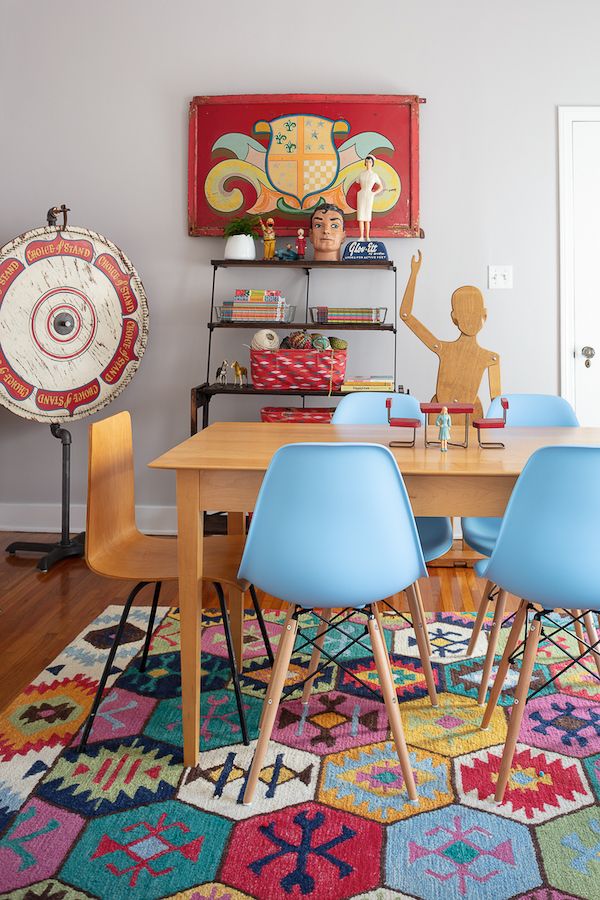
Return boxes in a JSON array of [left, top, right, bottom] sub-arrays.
[[417, 516, 453, 562], [461, 516, 501, 558]]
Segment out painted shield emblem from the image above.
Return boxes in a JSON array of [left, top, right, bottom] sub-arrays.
[[254, 115, 350, 209]]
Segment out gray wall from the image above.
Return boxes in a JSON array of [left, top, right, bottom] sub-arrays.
[[1, 0, 598, 526]]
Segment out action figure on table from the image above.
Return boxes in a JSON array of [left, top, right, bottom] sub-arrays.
[[259, 217, 276, 260], [436, 406, 451, 452]]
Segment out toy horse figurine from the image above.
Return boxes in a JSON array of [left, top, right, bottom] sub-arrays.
[[231, 360, 248, 387], [215, 359, 229, 385]]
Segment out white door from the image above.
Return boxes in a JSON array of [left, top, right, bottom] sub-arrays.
[[559, 107, 600, 425]]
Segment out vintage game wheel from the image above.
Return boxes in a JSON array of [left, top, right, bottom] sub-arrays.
[[0, 225, 149, 422]]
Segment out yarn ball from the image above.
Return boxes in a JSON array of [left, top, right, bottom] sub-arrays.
[[311, 333, 331, 351], [251, 329, 280, 351], [280, 336, 292, 349], [329, 337, 348, 351], [289, 330, 313, 350]]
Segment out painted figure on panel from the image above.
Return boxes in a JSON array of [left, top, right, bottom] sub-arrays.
[[356, 155, 384, 240], [309, 204, 346, 262], [400, 252, 501, 422]]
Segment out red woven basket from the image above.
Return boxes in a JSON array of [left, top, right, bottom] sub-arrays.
[[250, 349, 347, 392], [260, 406, 335, 423]]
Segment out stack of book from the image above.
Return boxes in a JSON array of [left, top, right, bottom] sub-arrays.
[[312, 306, 386, 324], [340, 375, 395, 392], [220, 290, 287, 321]]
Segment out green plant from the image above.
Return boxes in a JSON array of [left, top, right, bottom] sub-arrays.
[[223, 214, 260, 238]]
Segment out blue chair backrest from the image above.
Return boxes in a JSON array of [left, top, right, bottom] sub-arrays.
[[332, 392, 424, 425], [484, 446, 600, 609], [487, 394, 579, 427], [238, 443, 427, 608]]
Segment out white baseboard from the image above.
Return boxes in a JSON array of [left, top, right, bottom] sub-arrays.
[[0, 503, 177, 535], [2, 505, 463, 541]]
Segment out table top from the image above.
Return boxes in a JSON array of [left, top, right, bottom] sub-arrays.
[[149, 422, 600, 476]]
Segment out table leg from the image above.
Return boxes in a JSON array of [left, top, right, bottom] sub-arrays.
[[177, 470, 203, 768], [228, 511, 245, 674]]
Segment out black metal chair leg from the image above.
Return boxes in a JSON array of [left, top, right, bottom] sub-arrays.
[[78, 581, 151, 750], [249, 584, 274, 666], [139, 582, 163, 672], [214, 582, 249, 745]]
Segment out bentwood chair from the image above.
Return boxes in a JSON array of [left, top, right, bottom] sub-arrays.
[[462, 394, 582, 703], [240, 442, 431, 806], [333, 392, 453, 655], [78, 411, 272, 749], [479, 445, 600, 802]]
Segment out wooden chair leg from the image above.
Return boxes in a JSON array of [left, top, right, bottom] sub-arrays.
[[494, 615, 542, 802], [259, 603, 294, 732], [583, 611, 600, 679], [477, 589, 507, 705], [406, 584, 438, 707], [367, 610, 418, 804], [244, 614, 298, 804], [482, 599, 529, 729], [413, 581, 432, 657], [571, 609, 588, 659], [301, 609, 331, 705], [374, 604, 396, 689], [466, 580, 495, 657]]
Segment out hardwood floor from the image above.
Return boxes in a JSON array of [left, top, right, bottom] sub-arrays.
[[0, 531, 494, 713]]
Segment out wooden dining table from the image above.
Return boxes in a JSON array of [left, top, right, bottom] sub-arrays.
[[150, 421, 600, 766]]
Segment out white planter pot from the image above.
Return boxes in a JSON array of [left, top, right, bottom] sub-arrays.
[[224, 234, 256, 260]]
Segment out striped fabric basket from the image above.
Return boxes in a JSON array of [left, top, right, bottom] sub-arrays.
[[250, 349, 347, 392], [260, 406, 335, 423]]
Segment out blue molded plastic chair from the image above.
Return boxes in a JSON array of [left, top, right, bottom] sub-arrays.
[[332, 393, 454, 563], [462, 394, 579, 702], [239, 442, 433, 806], [479, 445, 600, 802]]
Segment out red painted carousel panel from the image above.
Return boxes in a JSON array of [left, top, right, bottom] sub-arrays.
[[188, 93, 424, 238]]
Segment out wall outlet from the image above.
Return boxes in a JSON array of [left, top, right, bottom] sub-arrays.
[[488, 265, 513, 289]]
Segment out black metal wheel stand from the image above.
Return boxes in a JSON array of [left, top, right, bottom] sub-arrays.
[[6, 423, 85, 572]]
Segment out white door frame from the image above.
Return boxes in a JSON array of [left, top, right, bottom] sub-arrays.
[[558, 106, 600, 406]]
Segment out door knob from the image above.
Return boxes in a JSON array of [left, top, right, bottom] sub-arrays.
[[582, 346, 595, 367]]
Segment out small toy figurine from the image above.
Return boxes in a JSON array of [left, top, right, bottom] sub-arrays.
[[436, 406, 452, 452], [309, 204, 346, 262], [215, 359, 229, 385], [231, 360, 248, 387], [356, 155, 383, 241], [259, 217, 276, 260], [296, 228, 306, 258], [275, 243, 299, 261]]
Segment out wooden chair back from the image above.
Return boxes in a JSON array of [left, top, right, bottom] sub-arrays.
[[86, 411, 138, 573]]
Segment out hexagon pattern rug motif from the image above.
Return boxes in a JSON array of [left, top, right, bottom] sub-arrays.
[[0, 603, 598, 899]]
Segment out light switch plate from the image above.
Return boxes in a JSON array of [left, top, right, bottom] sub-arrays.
[[488, 265, 513, 289]]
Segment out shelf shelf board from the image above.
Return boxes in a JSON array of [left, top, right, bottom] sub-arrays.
[[193, 382, 348, 398], [208, 321, 395, 332], [210, 258, 395, 271]]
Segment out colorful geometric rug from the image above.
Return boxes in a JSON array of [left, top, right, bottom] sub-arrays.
[[0, 604, 598, 899]]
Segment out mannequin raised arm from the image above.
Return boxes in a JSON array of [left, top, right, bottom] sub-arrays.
[[399, 251, 439, 352]]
